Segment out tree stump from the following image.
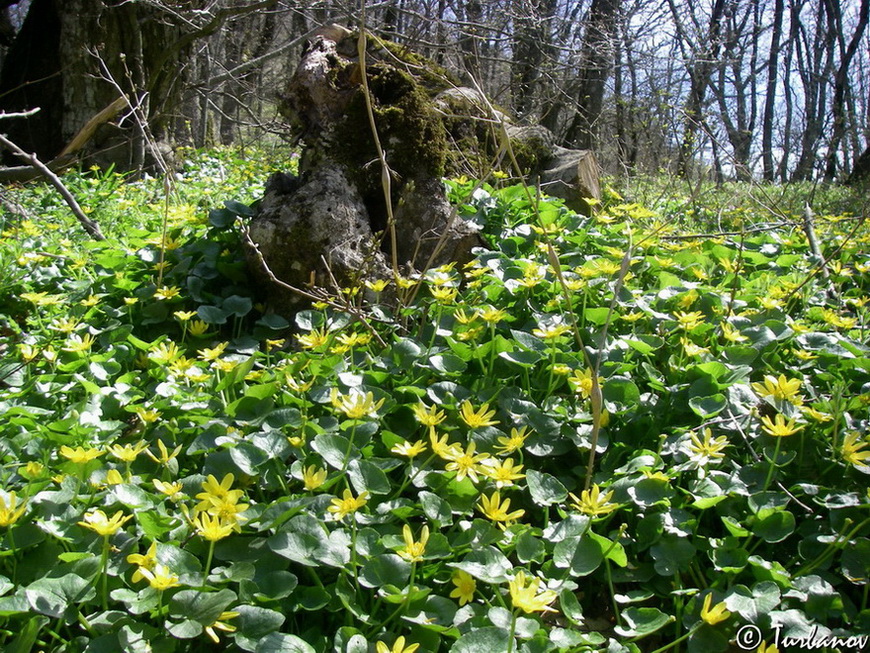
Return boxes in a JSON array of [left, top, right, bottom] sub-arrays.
[[245, 25, 599, 314]]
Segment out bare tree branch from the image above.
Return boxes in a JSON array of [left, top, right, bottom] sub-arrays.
[[0, 132, 105, 240]]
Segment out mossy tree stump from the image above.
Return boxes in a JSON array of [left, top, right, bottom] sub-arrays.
[[246, 25, 599, 314]]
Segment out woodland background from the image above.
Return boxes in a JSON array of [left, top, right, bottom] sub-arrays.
[[0, 0, 869, 184]]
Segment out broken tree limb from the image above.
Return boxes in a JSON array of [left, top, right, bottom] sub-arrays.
[[0, 97, 128, 182], [0, 132, 105, 240]]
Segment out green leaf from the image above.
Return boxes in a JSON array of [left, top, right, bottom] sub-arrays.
[[584, 307, 612, 326], [420, 491, 453, 526], [553, 535, 604, 576], [516, 531, 545, 564], [428, 353, 467, 374], [2, 615, 49, 653], [235, 604, 286, 638], [311, 434, 356, 470], [725, 582, 781, 622], [25, 574, 94, 618], [209, 208, 237, 228], [587, 530, 627, 567], [359, 554, 411, 589], [197, 304, 228, 324], [223, 294, 253, 317], [613, 607, 673, 638], [348, 459, 391, 495], [254, 633, 316, 653], [169, 588, 237, 625], [225, 199, 255, 217], [650, 537, 696, 576], [451, 626, 511, 653], [751, 510, 795, 543], [526, 470, 568, 506], [689, 394, 727, 418], [452, 546, 512, 583]]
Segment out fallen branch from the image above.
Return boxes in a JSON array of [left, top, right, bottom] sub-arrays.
[[0, 132, 105, 240], [0, 97, 128, 183]]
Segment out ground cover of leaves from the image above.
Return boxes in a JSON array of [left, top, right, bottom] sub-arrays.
[[0, 149, 868, 652]]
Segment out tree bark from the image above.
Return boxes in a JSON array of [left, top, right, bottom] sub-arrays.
[[564, 0, 621, 150], [762, 0, 785, 181]]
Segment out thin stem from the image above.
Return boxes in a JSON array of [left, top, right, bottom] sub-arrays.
[[100, 535, 110, 611], [202, 539, 215, 587], [762, 436, 784, 492], [506, 610, 518, 653]]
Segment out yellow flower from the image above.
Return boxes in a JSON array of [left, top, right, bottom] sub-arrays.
[[453, 308, 478, 325], [699, 593, 731, 625], [760, 414, 803, 437], [198, 342, 228, 362], [802, 406, 832, 422], [139, 563, 181, 591], [430, 286, 458, 303], [127, 542, 158, 583], [62, 334, 96, 353], [174, 310, 197, 322], [21, 461, 45, 480], [680, 337, 709, 357], [192, 512, 234, 542], [477, 306, 507, 324], [569, 484, 618, 517], [480, 458, 525, 488], [430, 430, 460, 460], [495, 427, 529, 455], [187, 319, 209, 337], [375, 636, 420, 653], [752, 374, 803, 404], [391, 439, 427, 458], [109, 441, 148, 462], [17, 343, 39, 362], [146, 440, 182, 466], [720, 322, 748, 343], [327, 489, 369, 520], [0, 492, 28, 527], [477, 491, 525, 528], [153, 479, 184, 498], [364, 278, 389, 292], [59, 445, 104, 464], [756, 643, 779, 653], [336, 332, 372, 348], [153, 285, 181, 300], [568, 368, 602, 399], [265, 338, 285, 351], [105, 469, 124, 485], [302, 466, 328, 491], [532, 323, 572, 341], [686, 428, 728, 467], [412, 403, 446, 427], [80, 294, 101, 307], [674, 311, 704, 330], [203, 611, 240, 644], [298, 330, 329, 351], [459, 401, 499, 428], [49, 317, 81, 333], [78, 509, 132, 536], [450, 569, 476, 606], [149, 340, 181, 365], [397, 524, 429, 563], [841, 432, 870, 468], [508, 570, 558, 614], [444, 442, 488, 483], [330, 389, 385, 420]]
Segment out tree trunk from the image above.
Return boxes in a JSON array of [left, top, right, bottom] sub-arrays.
[[823, 0, 870, 180], [564, 0, 621, 150], [762, 0, 785, 181]]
